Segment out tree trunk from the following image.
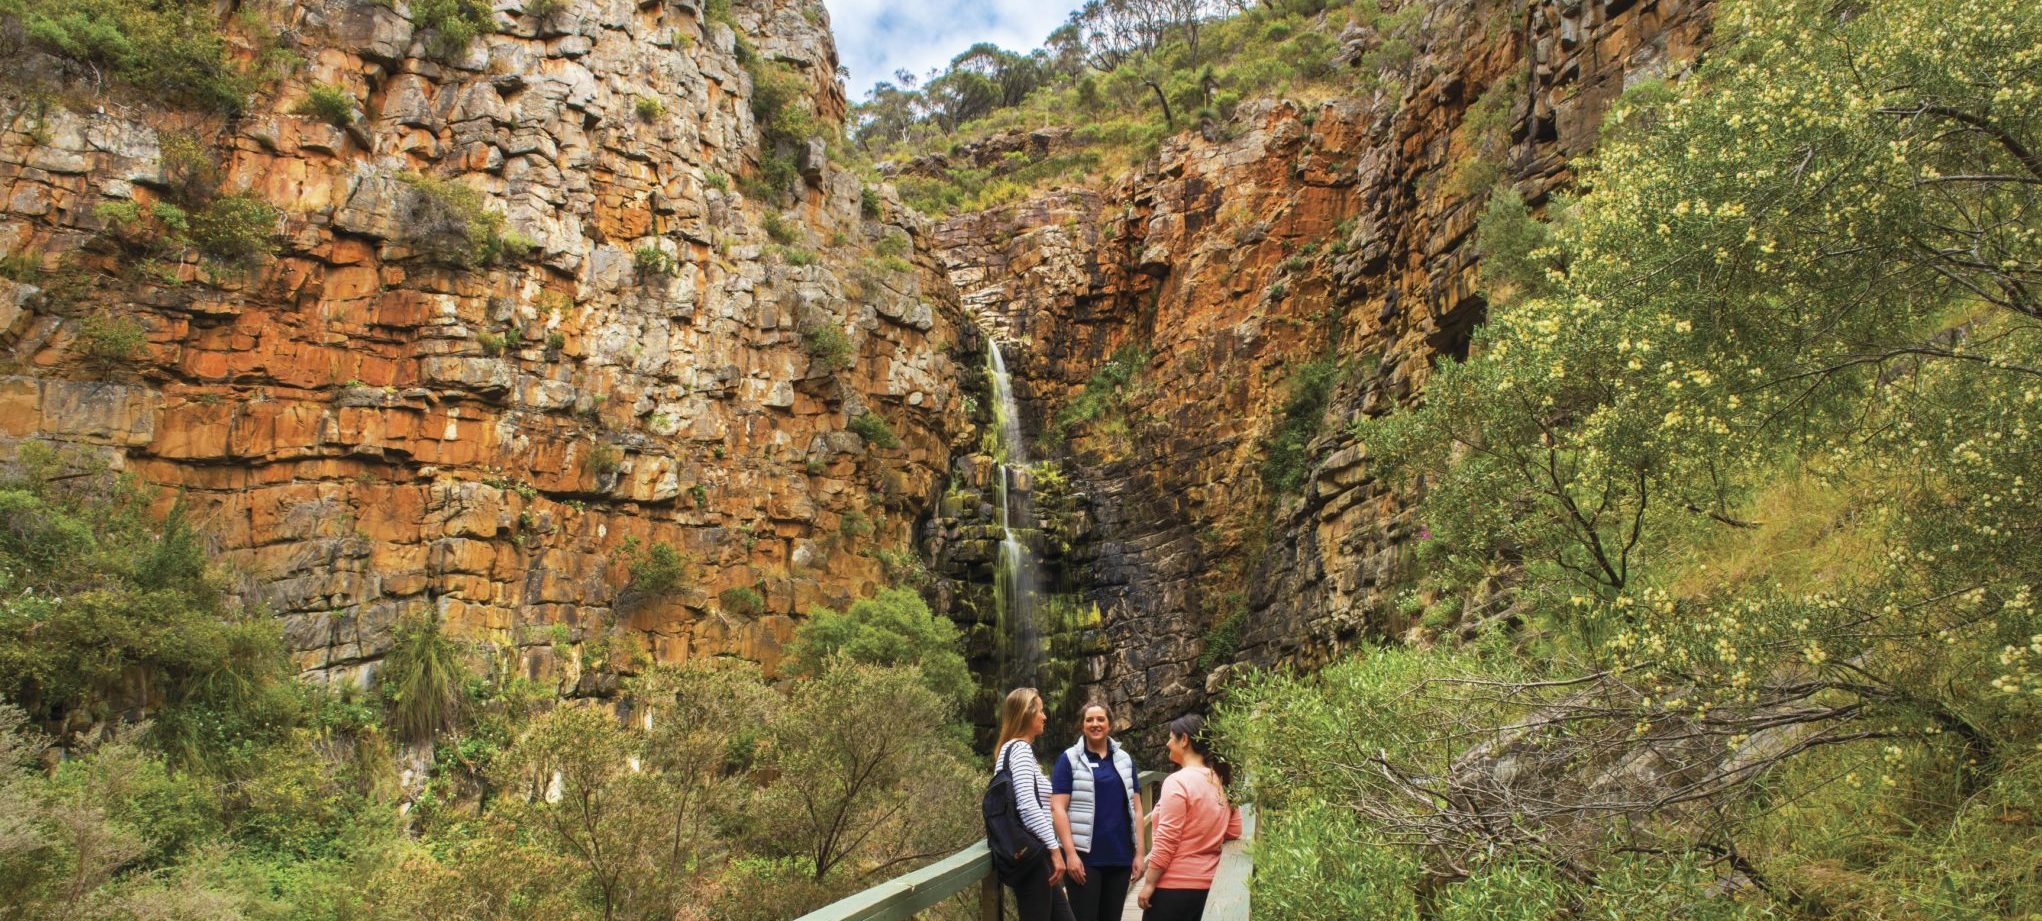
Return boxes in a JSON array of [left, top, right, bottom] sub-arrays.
[[1145, 79, 1175, 130]]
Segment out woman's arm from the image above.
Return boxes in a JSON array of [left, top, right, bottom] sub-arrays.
[[1008, 743, 1069, 885], [1051, 793, 1086, 885], [1137, 778, 1184, 908], [1010, 745, 1062, 852], [1132, 785, 1149, 870]]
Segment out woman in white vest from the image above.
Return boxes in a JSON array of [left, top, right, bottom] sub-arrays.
[[1050, 701, 1147, 921]]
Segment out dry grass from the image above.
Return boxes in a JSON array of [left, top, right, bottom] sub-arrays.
[[1664, 468, 1886, 601]]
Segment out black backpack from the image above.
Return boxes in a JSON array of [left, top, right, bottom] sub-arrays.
[[983, 741, 1049, 885]]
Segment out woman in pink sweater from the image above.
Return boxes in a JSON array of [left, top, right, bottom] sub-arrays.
[[1137, 714, 1241, 921]]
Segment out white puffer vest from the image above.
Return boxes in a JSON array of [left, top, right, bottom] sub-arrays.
[[1061, 739, 1138, 854]]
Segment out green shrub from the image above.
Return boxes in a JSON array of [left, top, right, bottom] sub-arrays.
[[6, 0, 253, 111], [859, 186, 881, 219], [1259, 358, 1340, 496], [545, 330, 566, 352], [634, 244, 677, 276], [411, 0, 493, 61], [524, 0, 567, 22], [786, 588, 972, 709], [761, 211, 799, 245], [1250, 805, 1420, 921], [1055, 344, 1147, 431], [619, 538, 688, 597], [183, 191, 277, 261], [847, 412, 898, 448], [399, 174, 524, 268], [777, 246, 818, 267], [94, 198, 170, 251], [742, 52, 817, 202], [292, 82, 355, 126], [379, 614, 467, 743], [0, 250, 43, 283], [703, 170, 730, 192], [718, 586, 765, 616], [872, 233, 909, 259], [1443, 71, 1525, 199], [837, 509, 872, 538], [634, 95, 664, 121], [803, 325, 853, 372], [149, 201, 189, 233], [75, 312, 147, 366], [0, 465, 269, 735], [476, 330, 506, 356], [1197, 602, 1247, 672], [1474, 187, 1559, 308], [586, 443, 621, 475]]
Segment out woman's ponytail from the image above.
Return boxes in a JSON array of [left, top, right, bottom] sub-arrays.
[[1167, 713, 1233, 789]]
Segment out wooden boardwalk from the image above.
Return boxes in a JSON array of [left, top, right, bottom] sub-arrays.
[[1120, 805, 1255, 920], [793, 771, 1255, 921]]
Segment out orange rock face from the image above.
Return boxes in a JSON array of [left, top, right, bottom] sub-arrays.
[[0, 0, 975, 689], [932, 0, 1717, 733]]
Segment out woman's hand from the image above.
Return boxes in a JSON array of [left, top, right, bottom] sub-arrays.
[[1048, 850, 1067, 887], [1064, 848, 1087, 886], [1137, 880, 1158, 910], [1133, 847, 1146, 875]]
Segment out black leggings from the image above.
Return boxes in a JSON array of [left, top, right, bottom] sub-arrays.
[[1065, 864, 1133, 921], [1141, 887, 1209, 921], [1009, 857, 1076, 921]]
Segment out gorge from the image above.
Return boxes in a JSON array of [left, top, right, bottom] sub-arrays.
[[2, 0, 2038, 917], [0, 0, 1710, 744]]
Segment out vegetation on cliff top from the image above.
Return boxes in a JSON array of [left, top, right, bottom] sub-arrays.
[[1218, 0, 2042, 915], [0, 0, 256, 111], [852, 0, 1432, 214]]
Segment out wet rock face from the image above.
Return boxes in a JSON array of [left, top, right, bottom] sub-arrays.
[[0, 0, 975, 689], [933, 0, 1715, 743]]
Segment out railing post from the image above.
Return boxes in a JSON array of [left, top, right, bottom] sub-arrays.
[[981, 872, 1001, 921]]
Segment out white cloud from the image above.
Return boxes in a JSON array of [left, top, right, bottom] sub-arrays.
[[822, 0, 1086, 98]]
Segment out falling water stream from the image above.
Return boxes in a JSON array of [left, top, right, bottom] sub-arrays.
[[987, 339, 1044, 689]]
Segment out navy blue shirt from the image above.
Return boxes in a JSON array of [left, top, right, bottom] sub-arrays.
[[1050, 746, 1137, 867]]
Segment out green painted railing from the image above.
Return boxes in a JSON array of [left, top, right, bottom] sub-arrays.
[[794, 770, 1255, 921]]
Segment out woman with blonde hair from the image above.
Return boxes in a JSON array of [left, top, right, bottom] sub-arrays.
[[992, 687, 1076, 921], [1136, 714, 1240, 921]]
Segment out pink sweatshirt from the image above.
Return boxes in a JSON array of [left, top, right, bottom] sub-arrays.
[[1146, 766, 1241, 889]]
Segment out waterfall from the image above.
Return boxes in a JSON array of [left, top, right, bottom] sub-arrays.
[[987, 339, 1043, 690]]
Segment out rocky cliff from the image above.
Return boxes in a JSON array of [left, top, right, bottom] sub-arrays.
[[0, 0, 1724, 736], [928, 0, 1715, 737], [0, 0, 977, 691]]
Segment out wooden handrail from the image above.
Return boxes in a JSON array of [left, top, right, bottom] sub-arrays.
[[795, 769, 1256, 921], [789, 842, 996, 921]]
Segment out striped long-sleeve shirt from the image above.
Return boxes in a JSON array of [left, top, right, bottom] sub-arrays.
[[999, 739, 1062, 851]]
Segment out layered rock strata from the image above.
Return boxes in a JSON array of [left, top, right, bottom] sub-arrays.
[[0, 0, 975, 689], [932, 0, 1715, 738]]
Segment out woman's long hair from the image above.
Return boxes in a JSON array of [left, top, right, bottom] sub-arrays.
[[994, 687, 1042, 756], [1168, 713, 1233, 789]]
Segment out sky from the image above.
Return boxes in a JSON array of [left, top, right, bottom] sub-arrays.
[[822, 0, 1087, 100]]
